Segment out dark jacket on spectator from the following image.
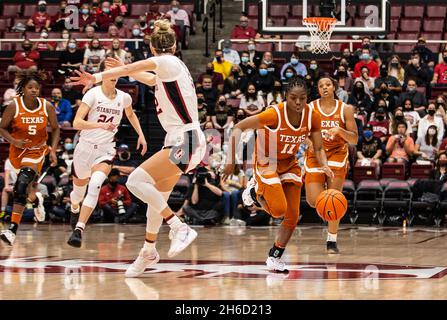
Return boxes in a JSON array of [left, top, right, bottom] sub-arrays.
[[251, 72, 276, 95], [224, 74, 248, 96], [404, 63, 431, 86], [196, 87, 219, 108], [398, 91, 428, 109]]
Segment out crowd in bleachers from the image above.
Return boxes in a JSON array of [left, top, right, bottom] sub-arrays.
[[2, 1, 447, 226]]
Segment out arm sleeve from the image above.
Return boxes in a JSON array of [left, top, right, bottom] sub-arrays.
[[256, 107, 279, 128], [81, 88, 96, 108], [311, 110, 321, 132]]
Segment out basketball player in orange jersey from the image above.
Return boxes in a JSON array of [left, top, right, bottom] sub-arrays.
[[223, 78, 334, 272], [0, 72, 60, 246], [304, 77, 358, 254]]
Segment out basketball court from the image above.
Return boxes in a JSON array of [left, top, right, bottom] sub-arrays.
[[1, 223, 446, 300]]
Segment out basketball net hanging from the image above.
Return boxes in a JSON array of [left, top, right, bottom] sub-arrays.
[[303, 17, 337, 54]]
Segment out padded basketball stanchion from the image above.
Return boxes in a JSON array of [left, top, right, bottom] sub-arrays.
[[303, 17, 337, 54]]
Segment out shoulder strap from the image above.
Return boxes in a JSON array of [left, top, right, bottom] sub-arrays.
[[13, 97, 21, 118], [40, 98, 48, 117]]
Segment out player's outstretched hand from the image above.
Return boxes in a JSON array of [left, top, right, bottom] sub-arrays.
[[49, 149, 58, 167], [105, 56, 125, 68], [322, 165, 334, 180], [136, 135, 147, 156], [99, 122, 118, 131], [70, 70, 95, 94], [12, 138, 31, 149], [221, 163, 235, 181]]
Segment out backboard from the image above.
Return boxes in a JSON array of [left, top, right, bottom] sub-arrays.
[[259, 0, 390, 35]]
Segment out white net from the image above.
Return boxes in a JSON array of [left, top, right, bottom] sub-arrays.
[[303, 17, 337, 54]]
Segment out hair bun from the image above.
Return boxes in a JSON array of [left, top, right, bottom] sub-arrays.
[[154, 19, 171, 33]]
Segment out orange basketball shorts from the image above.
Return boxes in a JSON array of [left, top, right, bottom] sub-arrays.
[[304, 148, 348, 184]]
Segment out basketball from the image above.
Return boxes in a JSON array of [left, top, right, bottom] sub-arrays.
[[315, 189, 347, 221]]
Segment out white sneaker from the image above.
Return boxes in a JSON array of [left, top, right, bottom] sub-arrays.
[[34, 192, 46, 222], [266, 256, 287, 272], [125, 248, 160, 278], [167, 223, 197, 258], [0, 230, 16, 246], [242, 177, 257, 207]]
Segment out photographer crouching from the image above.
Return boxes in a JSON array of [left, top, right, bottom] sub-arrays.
[[183, 154, 225, 225], [98, 169, 138, 223]]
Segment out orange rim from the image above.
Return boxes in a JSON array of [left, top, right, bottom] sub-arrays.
[[303, 17, 337, 31]]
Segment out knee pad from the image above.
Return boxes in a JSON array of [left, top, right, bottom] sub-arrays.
[[70, 183, 87, 205], [83, 171, 108, 209], [13, 167, 37, 206], [145, 191, 170, 234]]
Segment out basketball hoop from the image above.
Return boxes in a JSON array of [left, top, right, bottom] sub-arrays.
[[303, 17, 337, 54]]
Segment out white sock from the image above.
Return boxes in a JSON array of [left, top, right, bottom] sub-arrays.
[[327, 232, 337, 242], [166, 214, 183, 230], [143, 241, 156, 252], [75, 222, 86, 232]]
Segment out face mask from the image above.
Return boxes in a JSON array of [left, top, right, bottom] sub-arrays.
[[380, 70, 388, 78], [132, 29, 141, 37], [428, 109, 436, 116], [140, 21, 146, 27], [81, 9, 89, 14], [343, 52, 350, 57], [119, 152, 130, 161], [405, 105, 412, 110], [52, 96, 60, 101], [41, 32, 48, 38], [203, 85, 212, 90], [309, 64, 317, 70], [93, 45, 100, 49], [355, 86, 363, 92], [206, 68, 213, 75], [428, 128, 437, 136], [241, 56, 249, 63], [197, 98, 204, 105], [62, 33, 70, 39], [363, 131, 373, 139], [337, 71, 346, 77], [380, 87, 388, 94], [240, 22, 248, 27], [39, 6, 46, 12], [247, 44, 255, 51], [376, 115, 384, 121], [68, 43, 76, 49], [377, 35, 386, 39], [64, 143, 73, 151], [218, 101, 226, 107], [395, 115, 404, 121], [215, 56, 222, 63], [232, 70, 239, 76], [390, 62, 399, 68], [23, 45, 32, 50], [109, 181, 118, 187], [223, 48, 230, 53], [290, 58, 298, 65], [259, 69, 268, 76], [237, 114, 245, 120], [285, 72, 294, 79], [116, 21, 123, 27], [361, 54, 370, 60], [407, 87, 416, 93], [102, 8, 110, 14], [172, 7, 179, 13], [274, 86, 282, 91]]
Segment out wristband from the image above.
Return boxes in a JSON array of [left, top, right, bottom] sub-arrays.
[[93, 73, 103, 83]]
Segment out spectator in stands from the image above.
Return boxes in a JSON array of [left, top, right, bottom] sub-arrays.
[[222, 40, 240, 65], [125, 24, 144, 52], [51, 0, 69, 32], [239, 51, 256, 79], [354, 37, 379, 59], [239, 83, 265, 116], [403, 98, 420, 136], [373, 82, 396, 113], [55, 29, 71, 51], [79, 3, 95, 31], [224, 65, 247, 99], [370, 99, 391, 122], [27, 0, 52, 32], [340, 35, 362, 53], [36, 28, 56, 51], [146, 2, 163, 28], [388, 55, 405, 86], [375, 34, 394, 54], [197, 62, 224, 92], [308, 59, 324, 82], [354, 66, 375, 99], [107, 38, 126, 60], [435, 96, 447, 125], [167, 0, 190, 27], [260, 51, 279, 78], [247, 39, 262, 67], [251, 63, 275, 96], [220, 164, 246, 225], [138, 15, 149, 34], [415, 125, 440, 162], [339, 48, 357, 71], [97, 1, 116, 31], [404, 52, 431, 86], [1, 158, 17, 220], [397, 79, 427, 115], [8, 39, 40, 73], [58, 38, 83, 77], [413, 37, 436, 69], [197, 92, 210, 127], [432, 47, 447, 86], [231, 15, 256, 40], [418, 103, 444, 143], [83, 38, 106, 73], [368, 107, 390, 143], [334, 64, 353, 93], [390, 108, 412, 136], [434, 153, 447, 183], [61, 78, 82, 108], [98, 169, 137, 223], [197, 75, 219, 108], [113, 16, 128, 37], [78, 25, 96, 49], [213, 49, 232, 80], [51, 88, 72, 127], [375, 63, 402, 98], [255, 17, 280, 40], [280, 53, 307, 80], [348, 80, 373, 114], [111, 0, 128, 17], [2, 78, 19, 108], [353, 48, 379, 78], [356, 123, 384, 173], [112, 144, 138, 184], [335, 80, 349, 103], [385, 121, 415, 165], [133, 34, 152, 61], [210, 96, 234, 131], [267, 80, 284, 106]]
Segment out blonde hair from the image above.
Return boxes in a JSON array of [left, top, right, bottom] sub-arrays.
[[150, 19, 176, 54]]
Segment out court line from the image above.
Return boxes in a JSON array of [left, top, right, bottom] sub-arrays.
[[415, 233, 447, 244]]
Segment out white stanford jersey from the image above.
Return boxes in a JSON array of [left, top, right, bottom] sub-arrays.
[[151, 55, 199, 133], [79, 86, 132, 144]]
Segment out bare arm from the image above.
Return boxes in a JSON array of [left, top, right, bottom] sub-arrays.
[[124, 105, 147, 156], [310, 130, 334, 179], [328, 105, 358, 145], [191, 183, 199, 205], [73, 102, 116, 131], [373, 149, 383, 160], [204, 179, 223, 197]]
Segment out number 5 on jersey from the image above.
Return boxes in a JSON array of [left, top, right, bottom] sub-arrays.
[[28, 125, 36, 135]]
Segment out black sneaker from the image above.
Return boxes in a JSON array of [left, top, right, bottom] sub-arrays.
[[67, 229, 82, 248], [326, 241, 340, 254], [70, 212, 79, 231]]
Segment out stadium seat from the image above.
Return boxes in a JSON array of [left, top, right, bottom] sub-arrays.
[[255, 42, 274, 52], [397, 33, 420, 40], [46, 5, 60, 16], [380, 181, 412, 225], [281, 42, 297, 52], [0, 17, 12, 31], [390, 5, 402, 18], [394, 44, 416, 53], [382, 163, 406, 180], [426, 5, 447, 18], [286, 17, 301, 27], [2, 4, 21, 17], [404, 5, 425, 18], [270, 17, 286, 26], [438, 182, 447, 224], [158, 4, 171, 13], [226, 99, 241, 109], [247, 4, 257, 16], [342, 179, 356, 224], [421, 32, 443, 41], [117, 84, 139, 105], [423, 19, 445, 33], [231, 42, 247, 52], [59, 127, 78, 141], [389, 18, 399, 33], [410, 163, 433, 179], [182, 4, 195, 16], [400, 19, 422, 32], [290, 5, 303, 17], [353, 164, 378, 185], [269, 4, 289, 19], [411, 179, 442, 226], [247, 17, 258, 30], [354, 180, 383, 224], [23, 5, 37, 18], [0, 142, 9, 162], [131, 4, 150, 16]]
